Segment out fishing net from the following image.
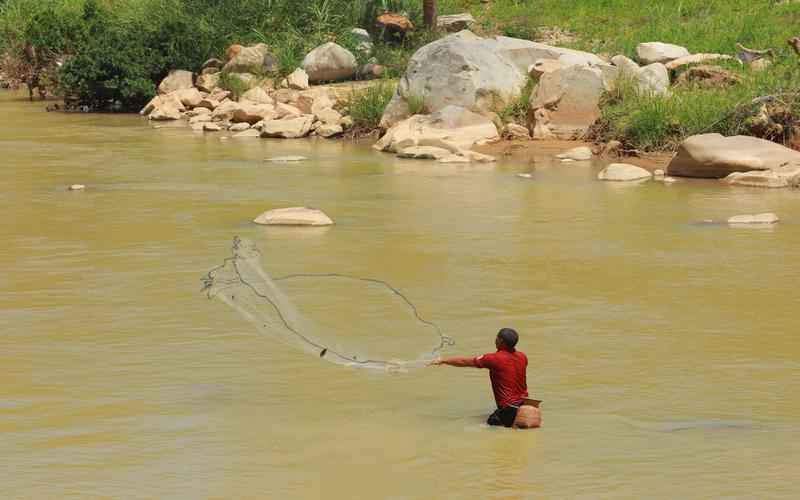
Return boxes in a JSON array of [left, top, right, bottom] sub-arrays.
[[202, 237, 454, 371]]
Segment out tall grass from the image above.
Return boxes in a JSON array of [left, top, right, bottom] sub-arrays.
[[347, 81, 396, 131]]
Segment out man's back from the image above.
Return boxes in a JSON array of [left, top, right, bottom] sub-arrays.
[[475, 349, 528, 408]]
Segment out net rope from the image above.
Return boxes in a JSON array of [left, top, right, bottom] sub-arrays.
[[202, 237, 454, 370]]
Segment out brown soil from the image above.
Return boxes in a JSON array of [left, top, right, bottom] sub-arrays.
[[474, 139, 673, 171]]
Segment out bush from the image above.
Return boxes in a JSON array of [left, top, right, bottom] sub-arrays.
[[347, 81, 396, 132]]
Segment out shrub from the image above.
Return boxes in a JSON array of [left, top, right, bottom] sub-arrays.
[[217, 71, 251, 100], [347, 81, 396, 132]]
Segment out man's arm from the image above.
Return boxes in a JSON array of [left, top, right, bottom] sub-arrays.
[[430, 356, 479, 367]]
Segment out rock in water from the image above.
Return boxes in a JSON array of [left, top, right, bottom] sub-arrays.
[[374, 105, 499, 153], [727, 213, 779, 225], [636, 42, 690, 65], [597, 163, 652, 181], [266, 156, 308, 163], [667, 134, 800, 178], [253, 207, 334, 226], [157, 70, 194, 95], [556, 146, 593, 161], [260, 116, 314, 139], [302, 43, 357, 83], [397, 146, 452, 160], [68, 184, 86, 191]]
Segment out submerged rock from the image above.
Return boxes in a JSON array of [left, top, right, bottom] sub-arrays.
[[397, 146, 452, 160], [253, 207, 333, 226], [266, 156, 308, 162], [667, 134, 800, 178], [597, 163, 652, 181], [727, 213, 779, 225], [68, 184, 86, 191]]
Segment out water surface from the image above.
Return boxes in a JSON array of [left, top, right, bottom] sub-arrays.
[[2, 91, 799, 498]]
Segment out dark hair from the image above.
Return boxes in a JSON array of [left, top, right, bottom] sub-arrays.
[[497, 328, 519, 350]]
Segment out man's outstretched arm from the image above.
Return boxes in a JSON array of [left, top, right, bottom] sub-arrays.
[[431, 356, 478, 367]]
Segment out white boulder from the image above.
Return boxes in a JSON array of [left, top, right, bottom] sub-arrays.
[[667, 134, 800, 178], [636, 42, 690, 65], [260, 115, 315, 138], [528, 65, 605, 139], [287, 68, 310, 90], [254, 207, 333, 226]]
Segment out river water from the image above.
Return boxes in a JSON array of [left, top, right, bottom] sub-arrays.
[[2, 90, 799, 498]]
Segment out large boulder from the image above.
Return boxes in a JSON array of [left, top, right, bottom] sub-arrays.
[[636, 42, 690, 65], [223, 43, 277, 74], [253, 207, 333, 226], [195, 73, 220, 93], [140, 94, 184, 120], [379, 31, 603, 129], [260, 115, 314, 139], [157, 70, 194, 95], [171, 87, 204, 108], [232, 104, 276, 124], [527, 65, 605, 139], [301, 43, 357, 83], [374, 105, 500, 153], [667, 134, 800, 178]]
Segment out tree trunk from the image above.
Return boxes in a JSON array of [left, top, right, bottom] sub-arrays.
[[423, 0, 437, 30]]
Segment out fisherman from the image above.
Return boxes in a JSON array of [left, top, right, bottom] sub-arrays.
[[431, 328, 541, 428]]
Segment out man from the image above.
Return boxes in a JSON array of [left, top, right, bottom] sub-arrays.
[[431, 328, 541, 428]]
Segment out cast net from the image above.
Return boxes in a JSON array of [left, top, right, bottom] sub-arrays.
[[202, 237, 454, 371]]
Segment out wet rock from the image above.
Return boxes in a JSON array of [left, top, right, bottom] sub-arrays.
[[260, 115, 315, 138], [157, 70, 194, 95], [302, 42, 357, 83], [203, 122, 223, 132], [315, 107, 342, 125], [316, 123, 343, 138], [722, 165, 800, 188], [233, 129, 261, 138], [287, 68, 310, 90], [528, 65, 605, 139], [437, 13, 475, 32], [68, 184, 85, 191], [253, 207, 333, 226], [189, 114, 212, 124], [502, 123, 531, 140], [397, 146, 452, 160], [223, 43, 277, 74], [598, 163, 652, 181], [375, 105, 500, 153], [266, 156, 308, 163], [667, 134, 800, 178], [636, 42, 690, 65], [556, 146, 593, 161], [727, 213, 779, 225]]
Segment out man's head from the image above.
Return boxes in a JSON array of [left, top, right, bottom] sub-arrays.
[[496, 328, 519, 351]]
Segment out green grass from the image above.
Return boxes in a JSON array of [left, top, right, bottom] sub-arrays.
[[347, 81, 396, 131]]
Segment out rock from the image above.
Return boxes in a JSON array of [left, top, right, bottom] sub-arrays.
[[341, 115, 354, 129], [610, 55, 640, 77], [665, 53, 739, 71], [203, 122, 223, 132], [315, 107, 342, 125], [68, 184, 85, 191], [317, 123, 343, 138], [233, 129, 261, 138], [597, 163, 652, 181], [140, 94, 185, 118], [201, 58, 224, 73], [376, 13, 414, 41], [302, 42, 357, 83], [189, 114, 212, 124], [273, 88, 300, 104], [196, 73, 220, 93], [260, 115, 315, 138], [171, 87, 204, 108], [229, 122, 251, 132], [750, 59, 772, 71], [286, 68, 310, 90], [735, 43, 774, 65], [727, 213, 780, 225], [357, 63, 385, 80], [722, 170, 789, 188], [675, 65, 740, 89], [240, 86, 274, 105], [636, 42, 690, 65], [208, 89, 231, 102], [157, 70, 194, 95], [437, 13, 475, 32], [253, 207, 333, 226], [437, 150, 497, 163], [397, 146, 452, 160], [528, 65, 605, 139], [266, 156, 308, 163], [196, 97, 220, 111], [528, 59, 563, 78], [556, 146, 593, 161], [667, 134, 800, 178], [275, 102, 303, 119], [380, 31, 603, 129], [637, 63, 670, 95], [654, 169, 665, 178], [211, 100, 244, 121], [374, 105, 500, 153], [233, 104, 276, 124], [502, 123, 531, 140], [350, 28, 372, 44], [186, 107, 211, 117], [223, 43, 277, 74]]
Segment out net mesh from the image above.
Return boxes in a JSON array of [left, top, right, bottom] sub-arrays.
[[202, 237, 454, 371]]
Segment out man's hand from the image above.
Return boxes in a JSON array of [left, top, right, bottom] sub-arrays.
[[429, 359, 444, 366], [429, 356, 478, 368]]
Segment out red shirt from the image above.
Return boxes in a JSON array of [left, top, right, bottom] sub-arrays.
[[474, 349, 528, 408]]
